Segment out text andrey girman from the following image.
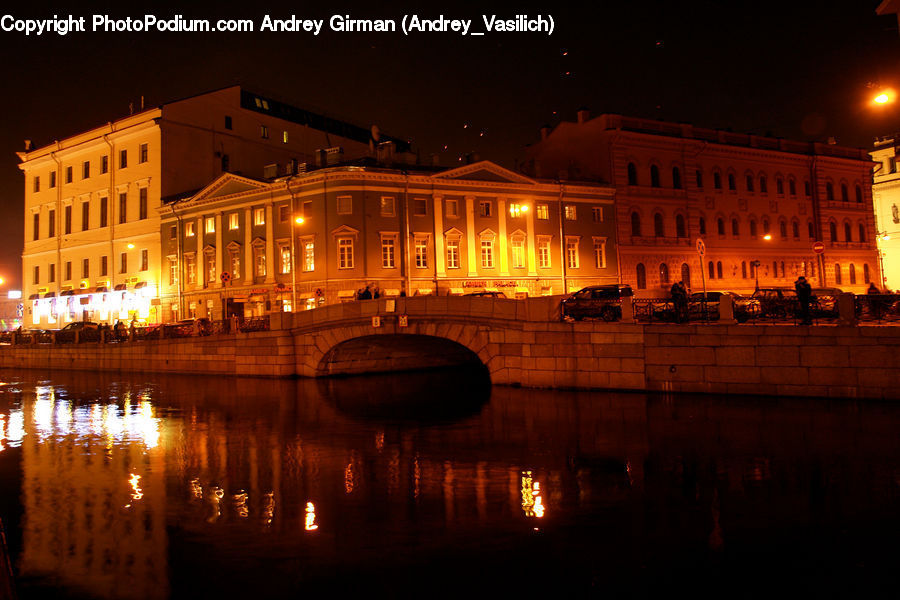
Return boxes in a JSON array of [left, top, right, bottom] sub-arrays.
[[0, 14, 555, 36]]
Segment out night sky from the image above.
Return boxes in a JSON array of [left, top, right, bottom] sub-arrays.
[[0, 0, 898, 288]]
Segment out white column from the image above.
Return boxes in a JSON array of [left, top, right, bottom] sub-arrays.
[[466, 195, 477, 277], [215, 213, 223, 288], [243, 208, 252, 282], [526, 203, 537, 276], [434, 195, 445, 277], [498, 196, 509, 276], [264, 204, 275, 283]]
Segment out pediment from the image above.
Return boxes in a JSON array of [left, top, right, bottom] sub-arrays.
[[331, 225, 360, 237], [188, 173, 269, 204], [432, 160, 536, 184]]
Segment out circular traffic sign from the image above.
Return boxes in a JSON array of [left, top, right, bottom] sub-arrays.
[[812, 241, 825, 254], [314, 287, 324, 297], [220, 271, 231, 282], [695, 238, 706, 257]]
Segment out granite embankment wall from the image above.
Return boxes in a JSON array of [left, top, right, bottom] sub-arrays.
[[0, 295, 897, 399]]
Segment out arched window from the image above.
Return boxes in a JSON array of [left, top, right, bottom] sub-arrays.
[[650, 165, 660, 188], [714, 172, 722, 189], [696, 170, 703, 188], [864, 264, 871, 284], [792, 220, 800, 239], [773, 260, 778, 278], [789, 178, 796, 195], [826, 182, 834, 201], [844, 222, 852, 242], [716, 261, 723, 279], [676, 214, 686, 238], [760, 175, 768, 193], [858, 223, 866, 242], [829, 222, 837, 242], [834, 263, 842, 285], [780, 220, 787, 239], [636, 263, 646, 289], [681, 263, 691, 285], [699, 217, 706, 235], [741, 261, 748, 279], [708, 261, 715, 279], [841, 183, 848, 202], [627, 162, 638, 186], [654, 213, 664, 237], [631, 212, 641, 236], [728, 173, 736, 191], [732, 218, 740, 237], [762, 219, 770, 234], [780, 261, 785, 278], [776, 177, 784, 194], [659, 263, 669, 284], [750, 220, 758, 237], [672, 167, 682, 189], [746, 174, 754, 192], [808, 221, 815, 239], [804, 181, 811, 196], [717, 218, 725, 236], [855, 185, 863, 203], [849, 263, 856, 285], [750, 261, 758, 278]]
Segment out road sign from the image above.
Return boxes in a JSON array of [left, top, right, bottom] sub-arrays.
[[812, 241, 825, 254], [696, 238, 706, 257], [398, 314, 408, 327], [314, 287, 324, 297], [220, 271, 231, 283]]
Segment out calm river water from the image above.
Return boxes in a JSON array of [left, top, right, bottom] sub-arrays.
[[0, 368, 898, 598]]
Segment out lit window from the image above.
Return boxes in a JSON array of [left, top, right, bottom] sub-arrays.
[[593, 238, 607, 268], [186, 254, 196, 284], [566, 238, 579, 269], [380, 196, 395, 217], [205, 253, 216, 283], [338, 238, 354, 269], [260, 125, 269, 139], [141, 249, 149, 272], [536, 204, 549, 220], [511, 237, 525, 269], [381, 236, 396, 268], [254, 246, 266, 277], [414, 237, 428, 268], [254, 208, 265, 225], [538, 238, 551, 268], [230, 251, 240, 279], [446, 239, 460, 268], [592, 206, 603, 222], [205, 217, 215, 234], [337, 196, 352, 215], [282, 131, 289, 144], [479, 200, 492, 217], [280, 245, 292, 274], [564, 205, 577, 220], [169, 258, 178, 286], [481, 238, 494, 268], [303, 240, 315, 272], [185, 222, 195, 237], [229, 213, 239, 230]]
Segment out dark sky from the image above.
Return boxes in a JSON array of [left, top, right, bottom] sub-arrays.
[[1, 0, 898, 288]]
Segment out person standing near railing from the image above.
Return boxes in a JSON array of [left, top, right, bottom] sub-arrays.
[[795, 276, 812, 325]]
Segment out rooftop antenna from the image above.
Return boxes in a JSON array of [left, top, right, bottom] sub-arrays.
[[141, 95, 144, 110]]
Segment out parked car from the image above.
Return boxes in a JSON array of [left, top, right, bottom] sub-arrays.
[[810, 288, 842, 318], [55, 321, 99, 342], [464, 291, 507, 298], [688, 291, 753, 322], [561, 285, 633, 321], [750, 288, 798, 318]]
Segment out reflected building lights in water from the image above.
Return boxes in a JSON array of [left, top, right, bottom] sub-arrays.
[[206, 486, 224, 524], [521, 471, 546, 519], [304, 502, 318, 531], [261, 491, 275, 526], [0, 413, 5, 452], [232, 492, 249, 518]]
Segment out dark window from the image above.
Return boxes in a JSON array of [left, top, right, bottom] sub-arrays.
[[659, 263, 669, 283], [762, 219, 770, 234], [33, 176, 39, 192], [713, 172, 722, 189], [100, 197, 108, 227], [808, 221, 814, 239], [631, 212, 641, 236], [732, 218, 739, 237], [716, 261, 723, 279], [101, 155, 108, 174], [225, 115, 233, 130], [750, 220, 757, 237], [636, 263, 646, 289], [33, 213, 39, 241], [681, 263, 690, 285], [65, 205, 72, 234], [139, 188, 148, 220], [858, 223, 866, 243], [826, 182, 834, 201], [650, 165, 660, 188], [49, 171, 56, 188], [675, 214, 686, 237], [627, 162, 637, 185], [120, 149, 127, 169], [741, 261, 748, 279], [100, 256, 108, 277], [780, 220, 787, 239], [672, 167, 682, 189], [65, 261, 71, 281], [834, 264, 842, 285], [728, 173, 736, 190], [855, 185, 862, 203], [708, 260, 715, 279], [840, 183, 848, 202], [804, 181, 811, 196], [653, 213, 664, 237], [717, 218, 725, 236], [864, 264, 871, 283], [48, 210, 55, 237], [119, 192, 127, 224], [260, 125, 269, 139], [760, 176, 767, 193], [696, 170, 703, 188], [746, 175, 754, 192], [65, 166, 73, 183], [849, 263, 856, 285], [82, 201, 89, 231], [829, 222, 837, 241], [33, 266, 39, 285], [221, 154, 230, 172], [789, 179, 796, 195], [48, 264, 54, 283], [141, 249, 149, 271], [844, 222, 852, 242], [776, 178, 784, 194], [82, 258, 89, 279], [699, 217, 706, 235], [121, 252, 127, 274], [139, 143, 148, 163], [83, 161, 90, 179], [792, 221, 799, 239]]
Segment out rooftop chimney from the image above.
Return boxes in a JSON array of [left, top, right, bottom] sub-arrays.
[[23, 139, 32, 151], [576, 108, 590, 124]]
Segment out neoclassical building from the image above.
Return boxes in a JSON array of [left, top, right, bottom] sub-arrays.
[[871, 134, 900, 290], [158, 160, 617, 321], [19, 85, 407, 328], [525, 112, 879, 296]]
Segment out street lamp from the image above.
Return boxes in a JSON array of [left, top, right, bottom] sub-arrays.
[[750, 260, 761, 291]]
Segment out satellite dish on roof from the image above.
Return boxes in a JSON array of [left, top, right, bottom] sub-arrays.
[[371, 125, 381, 143]]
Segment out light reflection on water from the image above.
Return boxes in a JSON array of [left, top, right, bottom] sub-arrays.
[[0, 370, 899, 598]]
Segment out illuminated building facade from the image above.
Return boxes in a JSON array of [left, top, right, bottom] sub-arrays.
[[159, 160, 616, 319], [525, 112, 879, 296], [870, 135, 900, 290], [19, 85, 403, 328]]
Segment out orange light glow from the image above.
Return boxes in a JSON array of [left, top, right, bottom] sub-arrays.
[[305, 501, 319, 531], [763, 234, 772, 240], [874, 92, 892, 104], [294, 216, 305, 225], [126, 243, 135, 249]]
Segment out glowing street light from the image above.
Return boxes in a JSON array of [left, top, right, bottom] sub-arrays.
[[294, 216, 305, 225], [127, 243, 135, 249], [874, 92, 892, 104], [763, 234, 772, 241]]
